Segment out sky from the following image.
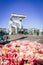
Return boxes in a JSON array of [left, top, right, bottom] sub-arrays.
[[0, 0, 43, 29]]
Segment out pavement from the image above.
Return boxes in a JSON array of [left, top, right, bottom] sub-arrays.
[[0, 34, 43, 44], [8, 34, 43, 44]]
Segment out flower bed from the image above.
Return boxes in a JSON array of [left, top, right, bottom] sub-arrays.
[[0, 40, 43, 65]]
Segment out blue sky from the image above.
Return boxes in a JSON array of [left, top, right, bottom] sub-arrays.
[[0, 0, 43, 29]]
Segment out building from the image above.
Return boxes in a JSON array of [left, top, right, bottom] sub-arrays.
[[0, 28, 6, 32]]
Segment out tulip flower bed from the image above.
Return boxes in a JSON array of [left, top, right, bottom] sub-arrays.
[[0, 40, 43, 65]]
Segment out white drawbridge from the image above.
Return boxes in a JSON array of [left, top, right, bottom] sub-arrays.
[[9, 14, 26, 35]]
